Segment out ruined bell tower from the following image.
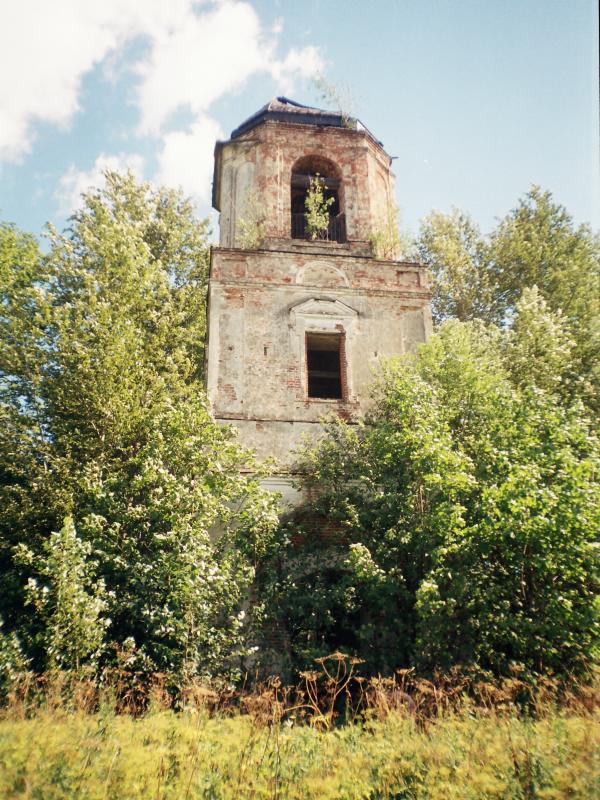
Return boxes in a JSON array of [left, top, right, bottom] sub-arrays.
[[206, 97, 432, 503]]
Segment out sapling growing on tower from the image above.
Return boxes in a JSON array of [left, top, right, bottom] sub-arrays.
[[304, 174, 334, 240]]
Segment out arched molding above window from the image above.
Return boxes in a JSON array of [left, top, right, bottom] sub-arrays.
[[288, 297, 358, 402], [295, 261, 349, 288], [290, 154, 342, 185], [289, 296, 359, 337]]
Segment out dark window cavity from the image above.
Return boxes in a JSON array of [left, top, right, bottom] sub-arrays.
[[290, 155, 346, 243], [306, 333, 343, 399]]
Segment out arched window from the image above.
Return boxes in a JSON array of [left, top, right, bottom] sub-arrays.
[[290, 156, 346, 243]]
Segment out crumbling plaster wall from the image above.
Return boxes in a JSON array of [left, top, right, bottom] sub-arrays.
[[217, 121, 395, 253], [206, 246, 432, 467]]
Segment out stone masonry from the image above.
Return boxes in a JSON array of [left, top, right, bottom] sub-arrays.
[[206, 98, 432, 505]]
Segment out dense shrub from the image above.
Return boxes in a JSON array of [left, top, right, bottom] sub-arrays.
[[0, 175, 279, 678], [259, 306, 599, 677]]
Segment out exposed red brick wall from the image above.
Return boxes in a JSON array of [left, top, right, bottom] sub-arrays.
[[218, 119, 396, 250]]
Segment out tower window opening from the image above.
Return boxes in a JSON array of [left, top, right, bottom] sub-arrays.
[[306, 333, 343, 399], [291, 156, 346, 243]]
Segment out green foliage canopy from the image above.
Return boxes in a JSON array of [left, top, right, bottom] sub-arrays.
[[0, 173, 279, 677], [1, 179, 597, 684], [418, 187, 600, 411], [260, 306, 599, 678], [15, 518, 108, 671]]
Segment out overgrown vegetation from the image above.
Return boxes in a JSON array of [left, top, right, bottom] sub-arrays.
[[1, 662, 598, 799], [4, 710, 595, 799], [259, 299, 599, 678], [418, 187, 600, 412], [250, 187, 599, 680], [236, 189, 267, 249], [313, 74, 357, 129], [370, 201, 416, 260], [304, 174, 334, 240], [0, 173, 279, 683], [0, 175, 598, 701]]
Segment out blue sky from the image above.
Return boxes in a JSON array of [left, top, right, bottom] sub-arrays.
[[0, 0, 598, 242]]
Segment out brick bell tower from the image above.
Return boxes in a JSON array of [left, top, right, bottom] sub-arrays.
[[206, 97, 432, 504]]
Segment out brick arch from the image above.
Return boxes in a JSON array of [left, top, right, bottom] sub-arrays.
[[290, 154, 342, 182]]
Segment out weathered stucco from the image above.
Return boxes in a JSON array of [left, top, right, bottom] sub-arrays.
[[206, 245, 431, 465], [214, 118, 396, 256], [206, 100, 432, 499]]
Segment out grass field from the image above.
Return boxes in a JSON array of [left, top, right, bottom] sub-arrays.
[[1, 704, 598, 799]]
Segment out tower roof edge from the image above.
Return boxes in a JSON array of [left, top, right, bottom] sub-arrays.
[[229, 96, 384, 148]]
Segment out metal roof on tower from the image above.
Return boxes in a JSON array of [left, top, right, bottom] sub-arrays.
[[229, 96, 382, 146], [230, 96, 347, 139]]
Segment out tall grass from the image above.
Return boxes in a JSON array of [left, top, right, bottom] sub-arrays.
[[1, 660, 598, 799], [2, 706, 598, 798]]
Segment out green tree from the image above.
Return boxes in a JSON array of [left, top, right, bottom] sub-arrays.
[[417, 208, 494, 323], [0, 173, 279, 678], [0, 617, 29, 698], [370, 202, 416, 261], [304, 175, 334, 240], [504, 286, 576, 396], [490, 187, 600, 410], [411, 322, 599, 675], [489, 187, 599, 322], [418, 188, 600, 410], [0, 222, 51, 652], [262, 318, 599, 678], [15, 518, 108, 671]]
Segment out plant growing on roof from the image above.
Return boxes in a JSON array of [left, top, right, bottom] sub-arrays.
[[304, 174, 334, 241], [313, 74, 357, 129]]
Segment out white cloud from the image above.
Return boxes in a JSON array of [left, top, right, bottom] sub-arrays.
[[56, 152, 144, 214], [270, 46, 324, 95], [135, 1, 323, 135], [0, 0, 324, 163], [0, 0, 191, 162], [136, 1, 269, 136], [157, 116, 223, 203]]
